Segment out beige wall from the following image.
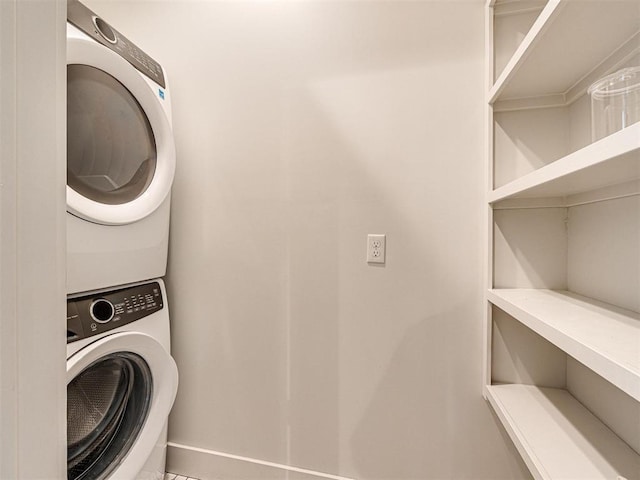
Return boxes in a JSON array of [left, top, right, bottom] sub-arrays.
[[1, 1, 66, 477], [86, 1, 529, 478]]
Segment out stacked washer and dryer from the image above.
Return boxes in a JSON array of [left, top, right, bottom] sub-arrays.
[[65, 1, 178, 479]]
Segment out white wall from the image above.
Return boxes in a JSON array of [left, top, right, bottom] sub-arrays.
[[0, 1, 66, 478], [86, 1, 529, 478]]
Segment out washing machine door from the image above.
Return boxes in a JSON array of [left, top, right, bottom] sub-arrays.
[[67, 31, 175, 225], [67, 332, 178, 480]]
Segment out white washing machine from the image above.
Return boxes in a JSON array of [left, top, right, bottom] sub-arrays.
[[67, 279, 178, 480], [67, 0, 176, 295]]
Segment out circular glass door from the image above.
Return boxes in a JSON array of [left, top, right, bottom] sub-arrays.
[[66, 33, 175, 225], [67, 64, 157, 206], [67, 352, 152, 480]]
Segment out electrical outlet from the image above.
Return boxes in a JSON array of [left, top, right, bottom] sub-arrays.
[[367, 234, 386, 264]]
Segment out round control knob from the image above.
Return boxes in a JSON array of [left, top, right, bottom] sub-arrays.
[[92, 16, 117, 44], [90, 299, 115, 324]]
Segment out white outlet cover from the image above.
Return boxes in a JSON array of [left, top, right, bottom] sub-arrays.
[[367, 234, 386, 264]]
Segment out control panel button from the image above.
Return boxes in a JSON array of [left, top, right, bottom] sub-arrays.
[[90, 298, 115, 324], [93, 16, 117, 44]]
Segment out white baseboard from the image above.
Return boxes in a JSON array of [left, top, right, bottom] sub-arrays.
[[166, 442, 355, 480]]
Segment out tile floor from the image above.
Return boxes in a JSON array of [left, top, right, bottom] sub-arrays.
[[164, 473, 200, 480]]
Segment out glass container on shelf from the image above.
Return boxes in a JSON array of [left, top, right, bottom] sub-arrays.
[[588, 66, 640, 141]]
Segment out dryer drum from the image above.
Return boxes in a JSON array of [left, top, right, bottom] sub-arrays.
[[67, 64, 157, 206], [67, 352, 152, 480]]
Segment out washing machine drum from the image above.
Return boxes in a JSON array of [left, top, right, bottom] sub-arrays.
[[67, 353, 151, 480], [67, 34, 175, 226], [67, 332, 178, 480]]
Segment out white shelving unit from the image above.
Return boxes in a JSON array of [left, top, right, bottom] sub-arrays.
[[485, 1, 640, 478]]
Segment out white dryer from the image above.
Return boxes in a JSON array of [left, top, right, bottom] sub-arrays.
[[67, 279, 178, 480], [66, 0, 176, 295]]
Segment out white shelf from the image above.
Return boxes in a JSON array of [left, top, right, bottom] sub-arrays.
[[487, 289, 640, 402], [489, 123, 640, 203], [486, 3, 640, 478], [490, 0, 640, 106], [485, 384, 640, 480]]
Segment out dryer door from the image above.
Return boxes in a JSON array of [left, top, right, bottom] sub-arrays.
[[67, 32, 175, 225], [67, 332, 178, 480]]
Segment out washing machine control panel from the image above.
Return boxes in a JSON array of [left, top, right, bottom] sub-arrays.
[[67, 281, 164, 343], [67, 0, 166, 88]]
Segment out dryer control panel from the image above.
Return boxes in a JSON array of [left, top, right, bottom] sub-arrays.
[[67, 281, 164, 344], [67, 0, 166, 88]]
